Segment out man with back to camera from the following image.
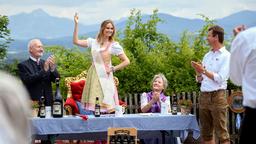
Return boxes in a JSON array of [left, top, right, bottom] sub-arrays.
[[230, 25, 256, 144]]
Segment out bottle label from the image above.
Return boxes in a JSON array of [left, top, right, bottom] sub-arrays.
[[172, 105, 177, 115], [95, 108, 100, 115], [40, 108, 46, 116], [53, 104, 62, 115]]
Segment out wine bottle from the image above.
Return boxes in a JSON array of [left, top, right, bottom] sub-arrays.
[[52, 78, 63, 118], [172, 95, 178, 115], [94, 97, 100, 117], [129, 136, 135, 144], [39, 95, 46, 118], [109, 135, 116, 144]]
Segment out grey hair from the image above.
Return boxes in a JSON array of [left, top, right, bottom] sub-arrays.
[[27, 38, 41, 51], [151, 73, 168, 92], [0, 71, 31, 144]]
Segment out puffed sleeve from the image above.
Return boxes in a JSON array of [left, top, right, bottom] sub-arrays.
[[86, 37, 94, 48], [111, 42, 124, 56]]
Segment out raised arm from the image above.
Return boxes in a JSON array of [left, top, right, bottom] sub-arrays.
[[73, 13, 89, 48]]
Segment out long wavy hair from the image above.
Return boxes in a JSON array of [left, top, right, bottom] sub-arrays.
[[96, 19, 116, 46]]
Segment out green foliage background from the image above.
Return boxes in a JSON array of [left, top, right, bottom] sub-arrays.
[[0, 15, 13, 69], [2, 9, 240, 99]]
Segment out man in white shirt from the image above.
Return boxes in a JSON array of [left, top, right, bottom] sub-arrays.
[[230, 25, 256, 144], [192, 25, 230, 144]]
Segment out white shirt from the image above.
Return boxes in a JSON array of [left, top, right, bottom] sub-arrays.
[[30, 56, 40, 63], [201, 47, 230, 92], [230, 27, 256, 108]]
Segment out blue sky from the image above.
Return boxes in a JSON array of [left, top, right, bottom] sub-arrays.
[[0, 0, 255, 25]]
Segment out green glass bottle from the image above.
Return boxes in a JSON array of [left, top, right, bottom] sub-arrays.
[[94, 97, 100, 117], [52, 78, 63, 118]]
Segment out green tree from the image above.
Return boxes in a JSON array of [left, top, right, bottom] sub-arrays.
[[192, 14, 215, 60], [3, 59, 19, 75], [167, 15, 216, 93], [115, 9, 215, 96], [0, 15, 12, 69], [45, 45, 91, 98], [116, 9, 173, 95]]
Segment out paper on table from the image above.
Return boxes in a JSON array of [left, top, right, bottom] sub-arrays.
[[139, 113, 153, 116]]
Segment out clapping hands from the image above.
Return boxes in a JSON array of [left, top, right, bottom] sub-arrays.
[[191, 61, 204, 74], [152, 91, 160, 103], [44, 55, 56, 72]]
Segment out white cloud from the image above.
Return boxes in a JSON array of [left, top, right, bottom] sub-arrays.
[[0, 0, 90, 7], [0, 0, 255, 25]]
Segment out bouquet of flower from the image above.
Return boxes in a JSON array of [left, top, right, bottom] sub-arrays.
[[178, 99, 193, 108], [31, 101, 39, 109], [31, 101, 40, 117]]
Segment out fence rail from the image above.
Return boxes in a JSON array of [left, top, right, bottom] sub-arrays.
[[122, 90, 242, 144]]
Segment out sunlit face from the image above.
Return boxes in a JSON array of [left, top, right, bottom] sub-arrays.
[[207, 30, 216, 46], [152, 77, 164, 92], [29, 40, 44, 59], [103, 23, 114, 37]]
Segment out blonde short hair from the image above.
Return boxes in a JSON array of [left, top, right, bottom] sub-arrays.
[[151, 73, 168, 92]]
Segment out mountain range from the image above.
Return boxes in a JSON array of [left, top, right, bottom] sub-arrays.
[[7, 9, 256, 59]]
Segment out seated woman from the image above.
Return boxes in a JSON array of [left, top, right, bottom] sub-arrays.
[[140, 73, 170, 113]]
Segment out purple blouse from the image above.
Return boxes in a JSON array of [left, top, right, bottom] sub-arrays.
[[145, 91, 167, 113]]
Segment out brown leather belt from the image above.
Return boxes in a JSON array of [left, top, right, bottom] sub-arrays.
[[201, 89, 225, 95]]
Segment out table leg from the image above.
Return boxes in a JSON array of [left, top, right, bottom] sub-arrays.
[[161, 130, 182, 144]]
